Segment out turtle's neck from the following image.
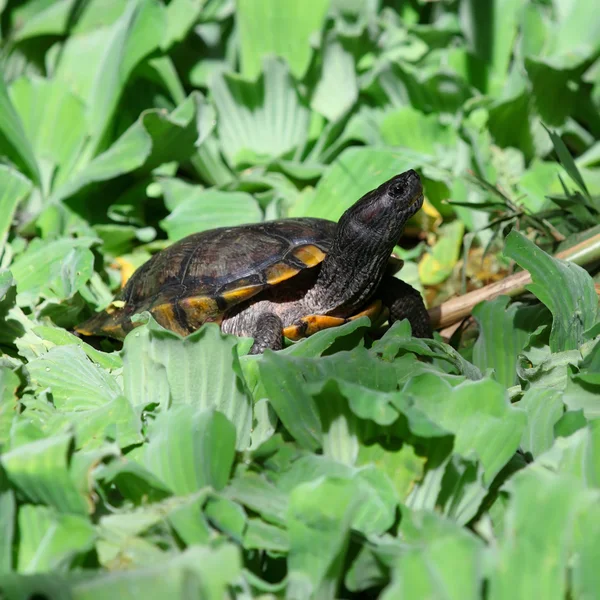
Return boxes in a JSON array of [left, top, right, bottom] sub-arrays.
[[302, 236, 393, 317]]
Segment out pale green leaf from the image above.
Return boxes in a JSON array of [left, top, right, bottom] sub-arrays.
[[9, 75, 87, 191], [0, 165, 31, 260], [211, 58, 311, 167], [0, 73, 40, 185], [292, 146, 417, 220], [17, 504, 95, 573], [51, 94, 205, 204], [122, 320, 252, 449], [504, 230, 598, 352], [27, 345, 121, 411], [287, 477, 365, 599], [140, 406, 236, 494], [237, 0, 329, 79], [160, 188, 262, 241], [1, 433, 90, 515], [53, 0, 165, 151]]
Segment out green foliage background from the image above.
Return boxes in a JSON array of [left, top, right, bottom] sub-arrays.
[[0, 0, 600, 598]]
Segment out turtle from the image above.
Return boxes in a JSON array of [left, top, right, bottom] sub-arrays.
[[75, 169, 432, 353]]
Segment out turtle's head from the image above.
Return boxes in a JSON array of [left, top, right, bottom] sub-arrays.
[[336, 169, 423, 250], [306, 170, 424, 316]]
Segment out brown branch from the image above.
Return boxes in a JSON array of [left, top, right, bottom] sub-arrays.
[[429, 233, 600, 330]]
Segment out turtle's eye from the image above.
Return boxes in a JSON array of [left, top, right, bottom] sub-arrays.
[[388, 181, 406, 198]]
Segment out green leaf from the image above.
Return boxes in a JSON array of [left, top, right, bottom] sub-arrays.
[[139, 406, 236, 494], [53, 0, 165, 152], [9, 75, 87, 192], [0, 73, 40, 185], [517, 388, 564, 458], [211, 58, 311, 167], [292, 146, 418, 220], [504, 230, 598, 352], [381, 508, 484, 600], [380, 106, 454, 157], [122, 320, 252, 449], [287, 476, 365, 599], [0, 474, 16, 574], [50, 93, 207, 204], [1, 433, 90, 515], [237, 0, 329, 79], [488, 467, 589, 600], [17, 504, 95, 573], [311, 36, 358, 122], [0, 166, 32, 260], [404, 375, 526, 484], [9, 237, 97, 306], [472, 297, 547, 388], [76, 544, 241, 598], [27, 345, 122, 411], [459, 0, 521, 94], [160, 188, 262, 241]]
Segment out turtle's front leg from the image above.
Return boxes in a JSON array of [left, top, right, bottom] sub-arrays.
[[249, 313, 283, 354], [378, 276, 432, 338]]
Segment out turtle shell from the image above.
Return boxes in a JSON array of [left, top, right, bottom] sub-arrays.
[[75, 218, 336, 340]]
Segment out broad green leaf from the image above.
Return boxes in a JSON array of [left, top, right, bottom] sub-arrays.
[[204, 495, 246, 543], [287, 476, 365, 599], [381, 508, 484, 600], [160, 188, 262, 241], [518, 388, 564, 458], [27, 345, 121, 411], [0, 73, 40, 185], [380, 106, 454, 156], [488, 467, 589, 600], [517, 159, 562, 212], [292, 146, 417, 220], [211, 58, 311, 167], [51, 93, 206, 205], [237, 0, 329, 79], [1, 433, 90, 515], [403, 375, 526, 484], [276, 455, 397, 536], [17, 504, 95, 573], [9, 237, 97, 306], [0, 366, 20, 446], [53, 0, 165, 152], [9, 75, 87, 192], [572, 502, 600, 600], [504, 230, 598, 352], [357, 443, 425, 502], [122, 320, 252, 449], [459, 0, 521, 94], [0, 473, 16, 574], [472, 297, 547, 387], [73, 544, 242, 599], [96, 491, 211, 564], [61, 395, 143, 450], [162, 0, 206, 49], [224, 471, 288, 526], [311, 36, 358, 122], [139, 406, 236, 494], [0, 166, 32, 259], [244, 518, 289, 552], [31, 326, 122, 370], [539, 0, 600, 69]]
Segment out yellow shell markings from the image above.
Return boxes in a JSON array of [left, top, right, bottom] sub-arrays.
[[178, 296, 221, 330], [282, 299, 385, 341], [265, 262, 301, 286], [293, 244, 327, 267], [221, 284, 265, 305]]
